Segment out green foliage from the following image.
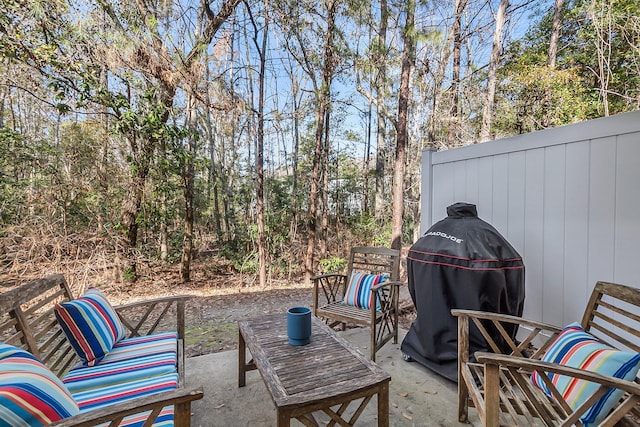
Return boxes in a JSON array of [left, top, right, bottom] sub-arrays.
[[494, 65, 594, 134], [347, 213, 392, 246], [0, 128, 29, 223], [318, 256, 347, 274], [502, 0, 640, 126]]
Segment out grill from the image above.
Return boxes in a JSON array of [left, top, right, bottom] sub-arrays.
[[400, 202, 526, 382]]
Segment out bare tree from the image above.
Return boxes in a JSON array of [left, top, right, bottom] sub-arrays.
[[180, 94, 197, 281], [480, 0, 509, 142], [448, 0, 468, 146], [374, 0, 390, 219], [246, 0, 270, 286], [548, 0, 563, 68], [391, 0, 416, 251], [589, 0, 613, 116]]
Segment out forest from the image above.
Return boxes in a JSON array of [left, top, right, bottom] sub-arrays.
[[1, 0, 639, 288]]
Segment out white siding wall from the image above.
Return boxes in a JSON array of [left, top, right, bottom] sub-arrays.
[[420, 110, 640, 325]]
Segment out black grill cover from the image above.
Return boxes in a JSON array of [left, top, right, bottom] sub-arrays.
[[401, 202, 525, 382]]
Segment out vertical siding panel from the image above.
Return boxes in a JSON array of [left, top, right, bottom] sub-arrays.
[[614, 132, 640, 285], [454, 161, 467, 202], [587, 137, 616, 288], [507, 152, 526, 256], [523, 149, 545, 321], [491, 155, 509, 234], [563, 141, 590, 323], [432, 165, 455, 227], [465, 158, 480, 206], [477, 157, 494, 220], [542, 145, 566, 326]]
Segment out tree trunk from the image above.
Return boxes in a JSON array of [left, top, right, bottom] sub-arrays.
[[120, 139, 152, 280], [320, 107, 330, 258], [374, 0, 389, 219], [480, 0, 509, 142], [364, 96, 372, 214], [548, 0, 563, 68], [590, 0, 612, 116], [391, 0, 416, 251], [180, 95, 197, 282], [204, 64, 222, 235], [448, 0, 467, 147], [289, 76, 301, 241], [305, 0, 335, 283], [255, 0, 269, 287]]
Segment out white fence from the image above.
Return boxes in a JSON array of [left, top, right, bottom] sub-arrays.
[[420, 110, 640, 326]]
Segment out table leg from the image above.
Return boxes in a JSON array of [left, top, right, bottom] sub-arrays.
[[277, 409, 291, 427], [378, 382, 389, 427], [238, 326, 246, 387]]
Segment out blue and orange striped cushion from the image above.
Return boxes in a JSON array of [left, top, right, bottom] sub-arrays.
[[531, 322, 640, 426], [63, 352, 177, 393], [0, 343, 79, 426], [64, 332, 179, 426], [343, 271, 389, 310], [102, 332, 177, 365], [55, 288, 127, 367], [72, 372, 178, 427]]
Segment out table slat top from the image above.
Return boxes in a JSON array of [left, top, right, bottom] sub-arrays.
[[239, 313, 391, 408]]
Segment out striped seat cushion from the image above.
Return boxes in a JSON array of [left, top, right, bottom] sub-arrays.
[[55, 288, 127, 367], [531, 322, 640, 426], [0, 343, 79, 426], [73, 373, 177, 427], [63, 352, 177, 394], [343, 271, 389, 310], [96, 332, 178, 365], [72, 372, 178, 418]]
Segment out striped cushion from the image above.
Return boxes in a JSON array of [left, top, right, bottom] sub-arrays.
[[97, 332, 178, 366], [72, 372, 177, 427], [55, 288, 127, 367], [0, 343, 79, 426], [72, 372, 178, 413], [531, 322, 640, 426], [63, 352, 177, 394], [343, 271, 389, 310]]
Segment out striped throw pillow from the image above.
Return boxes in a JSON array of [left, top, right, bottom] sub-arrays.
[[531, 322, 640, 426], [343, 271, 389, 310], [0, 343, 79, 425], [55, 288, 126, 367]]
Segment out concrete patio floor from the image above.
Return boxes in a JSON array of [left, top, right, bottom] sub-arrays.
[[184, 327, 480, 426]]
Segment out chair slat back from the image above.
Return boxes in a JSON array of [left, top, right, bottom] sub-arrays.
[[581, 281, 640, 354], [0, 274, 78, 377], [347, 246, 400, 282]]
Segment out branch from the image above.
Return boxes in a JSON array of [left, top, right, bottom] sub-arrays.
[[184, 0, 243, 68]]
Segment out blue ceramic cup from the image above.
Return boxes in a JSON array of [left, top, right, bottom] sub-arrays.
[[287, 306, 311, 346]]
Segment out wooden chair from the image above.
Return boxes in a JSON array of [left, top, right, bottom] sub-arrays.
[[453, 281, 640, 426], [311, 246, 402, 362]]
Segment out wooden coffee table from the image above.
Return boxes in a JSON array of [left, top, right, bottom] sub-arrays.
[[238, 313, 391, 426]]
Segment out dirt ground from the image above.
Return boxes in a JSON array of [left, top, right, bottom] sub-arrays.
[[182, 284, 417, 357], [98, 264, 417, 357]]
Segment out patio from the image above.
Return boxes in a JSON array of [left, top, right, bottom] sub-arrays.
[[185, 326, 480, 426]]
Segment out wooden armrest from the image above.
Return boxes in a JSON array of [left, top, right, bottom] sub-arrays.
[[451, 308, 562, 333], [475, 352, 640, 394], [50, 387, 204, 427], [371, 280, 404, 291]]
